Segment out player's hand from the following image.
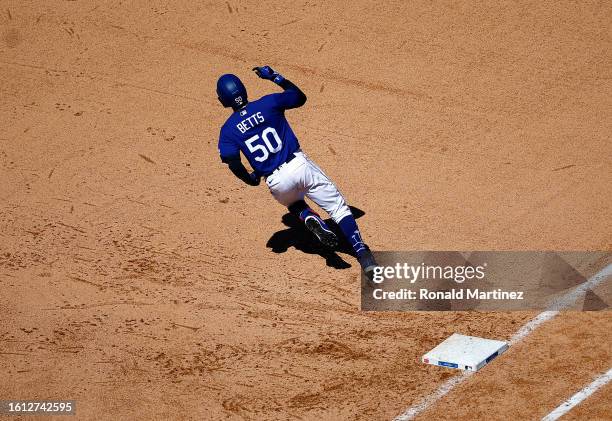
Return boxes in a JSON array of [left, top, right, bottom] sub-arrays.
[[249, 171, 261, 186], [252, 66, 278, 81]]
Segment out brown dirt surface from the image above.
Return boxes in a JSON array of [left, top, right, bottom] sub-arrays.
[[1, 1, 610, 420]]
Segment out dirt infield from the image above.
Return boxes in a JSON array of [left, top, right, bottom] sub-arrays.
[[1, 1, 610, 420]]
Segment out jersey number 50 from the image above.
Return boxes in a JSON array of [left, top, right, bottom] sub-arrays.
[[245, 127, 283, 162]]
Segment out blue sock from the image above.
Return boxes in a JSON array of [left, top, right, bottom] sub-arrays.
[[338, 216, 368, 257], [298, 208, 317, 221]]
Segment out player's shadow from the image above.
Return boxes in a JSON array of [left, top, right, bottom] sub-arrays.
[[266, 206, 365, 269]]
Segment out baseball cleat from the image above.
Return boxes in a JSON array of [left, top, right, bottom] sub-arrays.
[[357, 249, 378, 283], [304, 215, 339, 248]]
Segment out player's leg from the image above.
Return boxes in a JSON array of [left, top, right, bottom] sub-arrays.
[[266, 157, 338, 248], [299, 154, 378, 275], [306, 184, 369, 257]]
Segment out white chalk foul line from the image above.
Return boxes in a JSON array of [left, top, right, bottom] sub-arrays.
[[393, 263, 612, 421], [541, 367, 612, 421]]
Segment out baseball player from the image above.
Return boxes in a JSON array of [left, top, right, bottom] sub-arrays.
[[216, 66, 377, 279]]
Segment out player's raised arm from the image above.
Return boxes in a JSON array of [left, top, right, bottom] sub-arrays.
[[252, 66, 307, 109]]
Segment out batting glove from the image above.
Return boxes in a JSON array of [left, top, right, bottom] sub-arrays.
[[252, 66, 285, 84]]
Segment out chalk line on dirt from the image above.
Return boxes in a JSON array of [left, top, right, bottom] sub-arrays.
[[541, 367, 612, 421], [393, 263, 612, 421]]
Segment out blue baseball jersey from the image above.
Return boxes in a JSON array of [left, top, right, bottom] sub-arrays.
[[218, 91, 302, 176]]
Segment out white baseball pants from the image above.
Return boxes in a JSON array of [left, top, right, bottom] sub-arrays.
[[264, 151, 352, 223]]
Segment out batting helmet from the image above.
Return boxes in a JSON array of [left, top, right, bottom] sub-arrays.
[[216, 74, 247, 108]]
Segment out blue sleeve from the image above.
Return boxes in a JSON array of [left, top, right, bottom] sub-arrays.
[[268, 91, 304, 110], [218, 128, 240, 162]]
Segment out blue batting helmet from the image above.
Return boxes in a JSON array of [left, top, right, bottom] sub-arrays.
[[216, 74, 247, 108]]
